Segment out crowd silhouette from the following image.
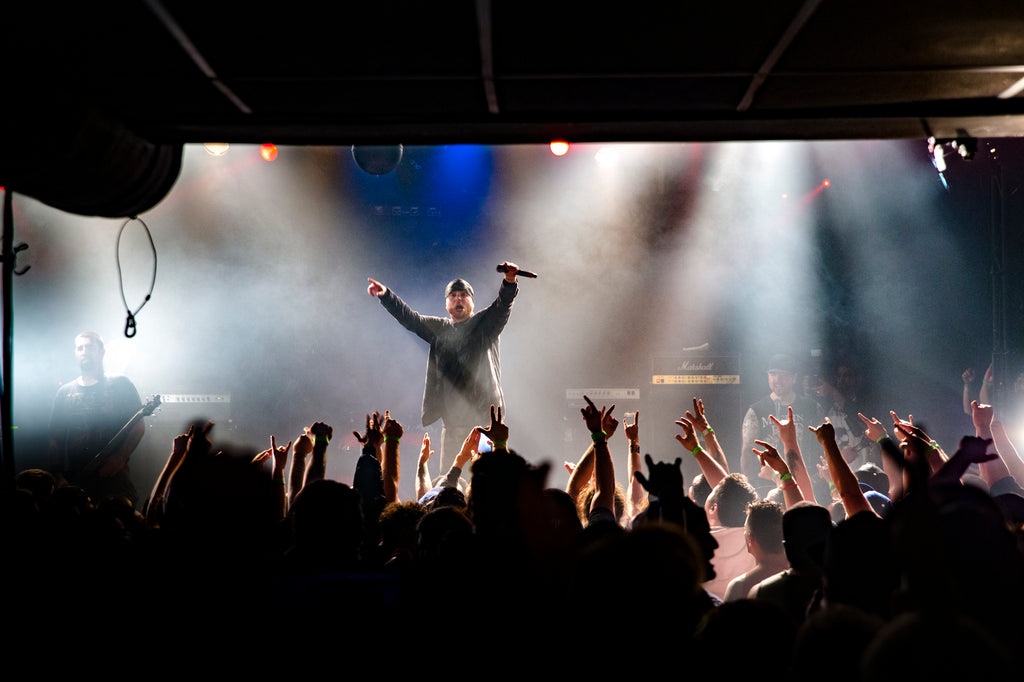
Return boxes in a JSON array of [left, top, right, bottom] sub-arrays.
[[5, 369, 1024, 676]]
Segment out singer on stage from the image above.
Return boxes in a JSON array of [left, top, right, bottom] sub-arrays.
[[367, 261, 522, 471]]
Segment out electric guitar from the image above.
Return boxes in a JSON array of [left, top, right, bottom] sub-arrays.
[[77, 394, 162, 482]]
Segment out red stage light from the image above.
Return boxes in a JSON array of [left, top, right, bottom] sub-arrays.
[[823, 179, 831, 187], [549, 140, 569, 156], [260, 144, 279, 161]]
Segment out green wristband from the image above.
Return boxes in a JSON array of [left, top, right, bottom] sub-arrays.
[[383, 436, 400, 444], [591, 431, 607, 443], [703, 427, 715, 437], [315, 435, 330, 445], [779, 472, 794, 482], [690, 445, 704, 457], [491, 440, 507, 449]]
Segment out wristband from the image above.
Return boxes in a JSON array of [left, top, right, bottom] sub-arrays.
[[983, 379, 992, 385], [383, 436, 400, 444], [703, 427, 715, 437], [929, 441, 941, 451], [828, 481, 836, 489], [781, 483, 798, 491], [778, 472, 794, 482], [314, 435, 330, 445], [274, 475, 285, 484], [491, 440, 507, 449], [630, 442, 641, 452], [690, 445, 704, 458], [875, 434, 886, 442], [591, 431, 607, 443]]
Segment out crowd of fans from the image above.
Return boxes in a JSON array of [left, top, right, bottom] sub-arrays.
[[5, 366, 1024, 676]]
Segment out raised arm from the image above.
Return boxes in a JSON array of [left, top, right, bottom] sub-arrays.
[[581, 395, 616, 517], [686, 397, 729, 473], [566, 404, 618, 504], [381, 411, 403, 503], [416, 433, 434, 501], [480, 404, 510, 453], [770, 406, 816, 505], [304, 421, 333, 486], [752, 440, 804, 509], [675, 416, 726, 490], [624, 410, 646, 519], [990, 419, 1024, 489], [145, 432, 189, 528], [970, 401, 1015, 489], [810, 420, 874, 518], [289, 430, 312, 505], [858, 412, 903, 500], [257, 435, 291, 520], [961, 368, 975, 415], [891, 411, 946, 473], [372, 278, 446, 343], [933, 435, 997, 486], [980, 363, 994, 406]]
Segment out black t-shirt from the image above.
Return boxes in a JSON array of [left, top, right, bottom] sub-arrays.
[[50, 375, 142, 477]]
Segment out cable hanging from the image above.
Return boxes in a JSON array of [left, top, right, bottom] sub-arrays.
[[115, 215, 157, 338]]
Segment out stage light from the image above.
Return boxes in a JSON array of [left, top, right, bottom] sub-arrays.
[[594, 146, 619, 167], [204, 143, 230, 156], [823, 179, 830, 187], [260, 144, 279, 162], [549, 141, 569, 156]]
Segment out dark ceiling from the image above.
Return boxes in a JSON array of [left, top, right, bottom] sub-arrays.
[[4, 1, 1024, 216]]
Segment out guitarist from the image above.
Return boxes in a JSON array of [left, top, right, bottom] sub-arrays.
[[48, 331, 146, 506]]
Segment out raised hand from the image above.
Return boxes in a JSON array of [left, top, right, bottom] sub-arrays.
[[185, 420, 215, 459], [816, 455, 832, 483], [889, 411, 915, 443], [962, 368, 975, 385], [456, 427, 483, 469], [294, 431, 313, 458], [367, 277, 387, 297], [857, 412, 888, 441], [309, 421, 333, 444], [251, 434, 292, 467], [382, 410, 404, 441], [499, 261, 520, 283], [674, 417, 700, 452], [752, 440, 789, 476], [894, 421, 933, 462], [971, 400, 995, 434], [580, 395, 612, 437], [354, 412, 385, 451], [634, 454, 684, 499], [953, 435, 997, 466], [685, 397, 709, 433], [419, 433, 434, 467], [808, 419, 836, 445], [602, 403, 619, 441], [769, 406, 799, 452], [625, 410, 639, 444], [480, 404, 509, 445]]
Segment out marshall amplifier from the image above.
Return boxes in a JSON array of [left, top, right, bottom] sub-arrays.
[[647, 355, 745, 479]]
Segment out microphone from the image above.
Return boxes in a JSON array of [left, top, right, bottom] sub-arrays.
[[496, 264, 538, 278]]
